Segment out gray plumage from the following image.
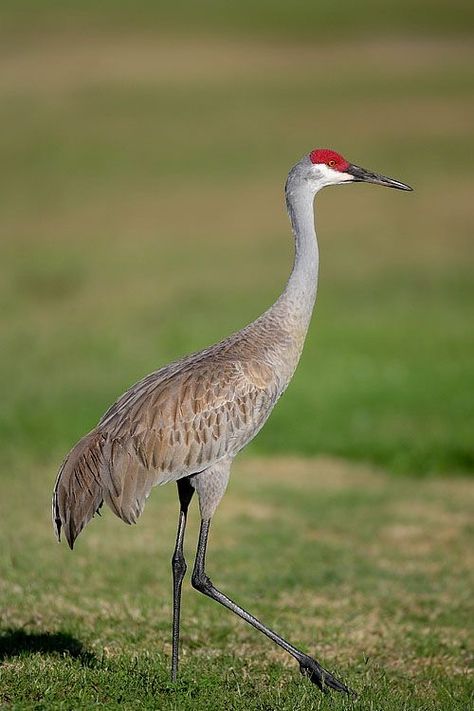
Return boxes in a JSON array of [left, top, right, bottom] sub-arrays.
[[52, 149, 411, 695]]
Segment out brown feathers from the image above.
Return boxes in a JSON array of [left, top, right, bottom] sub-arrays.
[[53, 431, 106, 548], [52, 315, 304, 547]]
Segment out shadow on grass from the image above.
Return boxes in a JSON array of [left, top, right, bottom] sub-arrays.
[[0, 628, 96, 666]]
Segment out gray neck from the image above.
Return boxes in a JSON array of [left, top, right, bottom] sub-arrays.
[[273, 170, 319, 332]]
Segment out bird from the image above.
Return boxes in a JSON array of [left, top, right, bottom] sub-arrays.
[[52, 147, 412, 695]]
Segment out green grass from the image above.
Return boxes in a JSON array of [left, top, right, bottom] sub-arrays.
[[1, 458, 473, 709], [2, 0, 474, 40], [0, 5, 473, 708], [0, 28, 473, 473]]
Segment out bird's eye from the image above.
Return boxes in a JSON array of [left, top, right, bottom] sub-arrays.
[[328, 160, 336, 167]]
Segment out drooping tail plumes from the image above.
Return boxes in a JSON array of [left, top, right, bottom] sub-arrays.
[[52, 427, 159, 548], [52, 431, 106, 549]]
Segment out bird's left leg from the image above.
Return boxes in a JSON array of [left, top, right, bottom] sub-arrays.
[[191, 517, 352, 695], [189, 462, 351, 695], [171, 476, 194, 682]]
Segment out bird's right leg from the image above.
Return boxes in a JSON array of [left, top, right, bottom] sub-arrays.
[[171, 476, 194, 682]]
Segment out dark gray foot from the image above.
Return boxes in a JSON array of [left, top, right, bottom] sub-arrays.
[[299, 655, 355, 696]]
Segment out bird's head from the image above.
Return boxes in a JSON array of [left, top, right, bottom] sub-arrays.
[[291, 148, 412, 193]]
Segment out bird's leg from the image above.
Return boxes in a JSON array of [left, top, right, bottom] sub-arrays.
[[191, 518, 353, 696], [171, 477, 195, 682]]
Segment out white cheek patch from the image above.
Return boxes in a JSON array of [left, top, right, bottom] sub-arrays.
[[317, 164, 353, 184]]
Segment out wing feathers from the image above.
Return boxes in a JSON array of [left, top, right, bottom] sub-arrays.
[[53, 353, 279, 547]]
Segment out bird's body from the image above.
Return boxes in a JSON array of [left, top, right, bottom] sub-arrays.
[[53, 149, 411, 695], [55, 307, 303, 537]]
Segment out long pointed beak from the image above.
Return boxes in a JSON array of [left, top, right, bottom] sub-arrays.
[[346, 164, 413, 191]]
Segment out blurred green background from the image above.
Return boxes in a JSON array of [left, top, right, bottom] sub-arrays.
[[1, 0, 473, 475], [1, 3, 474, 710]]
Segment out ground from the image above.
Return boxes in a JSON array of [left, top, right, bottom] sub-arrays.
[[1, 457, 473, 709]]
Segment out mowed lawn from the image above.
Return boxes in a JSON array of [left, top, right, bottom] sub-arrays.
[[1, 457, 473, 710], [0, 4, 473, 709]]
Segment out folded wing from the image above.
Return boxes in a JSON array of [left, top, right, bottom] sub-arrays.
[[53, 354, 277, 548]]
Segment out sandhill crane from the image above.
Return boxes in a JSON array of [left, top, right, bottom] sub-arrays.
[[52, 148, 412, 695]]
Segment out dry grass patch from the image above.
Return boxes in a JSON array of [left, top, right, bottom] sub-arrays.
[[1, 35, 472, 94], [234, 455, 384, 490]]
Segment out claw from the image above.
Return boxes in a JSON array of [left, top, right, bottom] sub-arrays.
[[299, 656, 355, 697]]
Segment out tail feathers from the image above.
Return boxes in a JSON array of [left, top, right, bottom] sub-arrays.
[[52, 429, 159, 549], [53, 431, 106, 549]]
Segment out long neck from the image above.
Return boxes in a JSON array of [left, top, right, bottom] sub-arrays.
[[273, 177, 319, 336]]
